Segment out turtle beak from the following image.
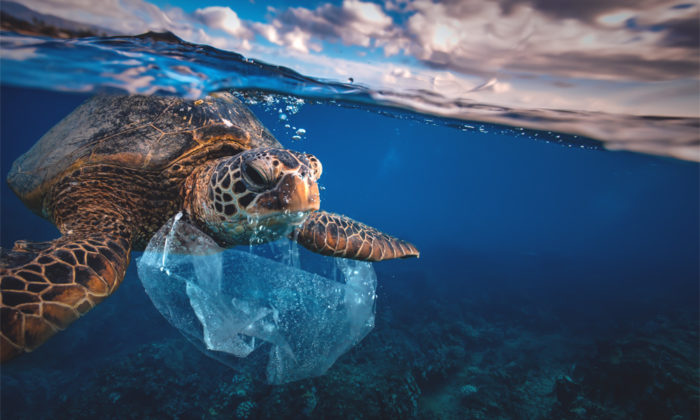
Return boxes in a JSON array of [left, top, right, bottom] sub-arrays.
[[254, 173, 320, 215], [281, 173, 320, 213]]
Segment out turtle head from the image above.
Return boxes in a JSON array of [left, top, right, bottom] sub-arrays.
[[185, 147, 322, 246]]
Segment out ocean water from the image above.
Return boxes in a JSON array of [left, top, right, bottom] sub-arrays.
[[1, 31, 699, 419]]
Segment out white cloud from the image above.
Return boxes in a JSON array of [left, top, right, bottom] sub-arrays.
[[341, 0, 394, 46], [193, 6, 252, 39], [283, 27, 320, 53], [9, 0, 698, 120], [471, 78, 512, 94], [396, 0, 697, 82], [252, 22, 321, 53], [254, 0, 697, 86], [261, 0, 402, 52], [597, 10, 636, 26], [19, 0, 178, 34]]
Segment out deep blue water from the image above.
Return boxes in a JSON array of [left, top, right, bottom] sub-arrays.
[[1, 35, 699, 419]]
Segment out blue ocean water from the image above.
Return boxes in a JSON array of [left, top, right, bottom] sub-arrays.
[[1, 31, 698, 419]]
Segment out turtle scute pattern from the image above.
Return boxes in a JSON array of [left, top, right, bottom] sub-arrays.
[[7, 93, 280, 208], [294, 212, 420, 262], [0, 235, 130, 361], [1, 93, 284, 362]]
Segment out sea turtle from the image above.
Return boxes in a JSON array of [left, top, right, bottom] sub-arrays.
[[0, 93, 418, 362]]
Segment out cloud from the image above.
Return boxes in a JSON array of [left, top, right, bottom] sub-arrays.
[[251, 22, 322, 53], [8, 0, 698, 119], [261, 0, 698, 83], [512, 51, 698, 81], [193, 6, 253, 39], [17, 0, 257, 52], [657, 16, 700, 47], [399, 0, 698, 82], [19, 0, 697, 85], [497, 0, 666, 22], [471, 78, 512, 94], [18, 0, 179, 34], [257, 0, 405, 52]]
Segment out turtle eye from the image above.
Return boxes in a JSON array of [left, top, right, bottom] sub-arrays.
[[242, 162, 269, 189]]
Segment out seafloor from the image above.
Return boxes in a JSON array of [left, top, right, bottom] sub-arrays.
[[2, 262, 697, 420]]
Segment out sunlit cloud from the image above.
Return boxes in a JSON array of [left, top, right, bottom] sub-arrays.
[[275, 0, 396, 47], [251, 22, 322, 53], [250, 0, 401, 54], [391, 0, 697, 82], [253, 0, 698, 88], [17, 0, 178, 34], [193, 6, 252, 39], [597, 10, 636, 26], [256, 0, 698, 116], [7, 0, 699, 118]]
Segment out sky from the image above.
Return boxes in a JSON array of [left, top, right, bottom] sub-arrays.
[[10, 0, 700, 118]]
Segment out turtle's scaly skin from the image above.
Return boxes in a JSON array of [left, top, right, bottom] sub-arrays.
[[294, 212, 419, 261], [1, 94, 280, 361], [0, 94, 419, 362], [8, 93, 279, 217], [184, 147, 322, 246]]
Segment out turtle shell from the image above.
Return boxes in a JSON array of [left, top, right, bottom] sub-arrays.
[[7, 92, 281, 211]]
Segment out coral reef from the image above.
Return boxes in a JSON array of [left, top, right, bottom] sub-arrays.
[[1, 269, 697, 419], [547, 315, 699, 420]]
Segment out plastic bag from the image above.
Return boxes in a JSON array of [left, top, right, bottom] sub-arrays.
[[137, 213, 377, 384]]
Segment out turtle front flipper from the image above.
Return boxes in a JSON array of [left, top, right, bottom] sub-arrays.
[[292, 211, 419, 262], [1, 233, 131, 362]]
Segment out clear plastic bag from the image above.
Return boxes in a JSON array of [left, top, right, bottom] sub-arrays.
[[137, 213, 377, 384]]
